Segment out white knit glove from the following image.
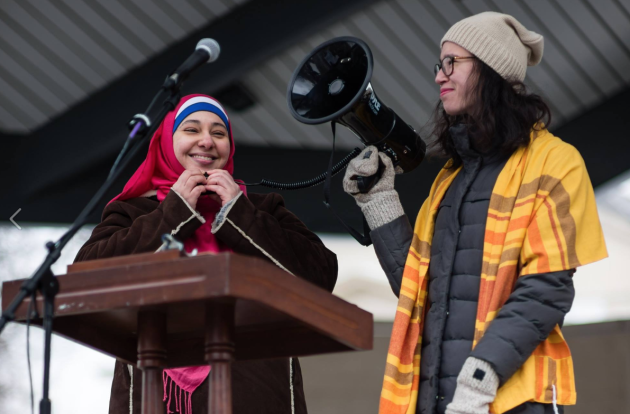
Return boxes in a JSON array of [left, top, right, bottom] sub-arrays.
[[446, 357, 499, 414], [342, 146, 404, 230]]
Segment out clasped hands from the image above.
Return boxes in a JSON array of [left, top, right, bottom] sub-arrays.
[[172, 169, 241, 210]]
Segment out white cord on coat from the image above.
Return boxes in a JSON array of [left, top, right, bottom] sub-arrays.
[[226, 217, 296, 413], [128, 364, 134, 414], [290, 357, 295, 414], [552, 384, 559, 414], [226, 218, 295, 276]]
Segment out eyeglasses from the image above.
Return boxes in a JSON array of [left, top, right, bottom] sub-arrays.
[[434, 56, 476, 77]]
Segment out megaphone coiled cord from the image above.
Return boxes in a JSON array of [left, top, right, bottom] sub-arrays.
[[241, 147, 362, 190]]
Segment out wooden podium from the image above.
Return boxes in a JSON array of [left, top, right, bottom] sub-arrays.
[[1, 251, 373, 414]]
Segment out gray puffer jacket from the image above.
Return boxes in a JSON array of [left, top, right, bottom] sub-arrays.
[[371, 127, 575, 414]]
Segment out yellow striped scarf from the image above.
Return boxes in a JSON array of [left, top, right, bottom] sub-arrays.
[[380, 129, 607, 414]]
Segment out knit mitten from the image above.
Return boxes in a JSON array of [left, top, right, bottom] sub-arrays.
[[445, 357, 499, 414], [342, 146, 404, 230]]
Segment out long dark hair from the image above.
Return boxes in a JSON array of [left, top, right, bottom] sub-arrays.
[[430, 59, 551, 168]]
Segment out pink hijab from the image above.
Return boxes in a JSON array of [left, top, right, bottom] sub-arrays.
[[112, 94, 246, 413]]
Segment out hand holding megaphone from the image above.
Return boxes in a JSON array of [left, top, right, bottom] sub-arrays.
[[344, 147, 387, 194], [343, 146, 404, 230]]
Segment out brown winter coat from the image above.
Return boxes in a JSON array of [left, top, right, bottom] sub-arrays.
[[75, 190, 338, 414]]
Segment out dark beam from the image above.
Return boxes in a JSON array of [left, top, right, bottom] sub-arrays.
[[551, 87, 630, 188], [2, 0, 627, 232]]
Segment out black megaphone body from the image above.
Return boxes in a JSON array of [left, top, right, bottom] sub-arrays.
[[287, 36, 426, 173]]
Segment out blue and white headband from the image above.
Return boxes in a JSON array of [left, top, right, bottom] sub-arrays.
[[172, 96, 230, 135]]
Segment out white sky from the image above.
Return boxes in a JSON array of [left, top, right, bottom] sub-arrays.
[[0, 186, 628, 412], [0, 225, 113, 413]]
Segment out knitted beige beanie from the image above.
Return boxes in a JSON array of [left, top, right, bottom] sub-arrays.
[[441, 12, 544, 82]]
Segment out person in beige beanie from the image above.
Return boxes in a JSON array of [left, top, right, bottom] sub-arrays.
[[441, 11, 544, 82], [344, 11, 600, 414]]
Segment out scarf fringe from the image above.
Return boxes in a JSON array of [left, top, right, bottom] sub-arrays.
[[163, 372, 194, 414]]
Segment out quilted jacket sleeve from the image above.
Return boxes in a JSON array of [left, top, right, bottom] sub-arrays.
[[470, 269, 576, 384], [370, 214, 414, 297]]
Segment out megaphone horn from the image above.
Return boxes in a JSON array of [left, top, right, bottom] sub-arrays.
[[287, 36, 426, 173]]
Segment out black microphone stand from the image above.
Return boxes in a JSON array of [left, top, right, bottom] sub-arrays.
[[0, 75, 183, 414]]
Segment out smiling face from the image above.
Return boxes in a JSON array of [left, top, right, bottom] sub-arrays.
[[172, 111, 231, 171], [435, 42, 478, 116]]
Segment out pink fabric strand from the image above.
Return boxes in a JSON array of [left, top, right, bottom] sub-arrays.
[[168, 376, 174, 413], [163, 369, 208, 414], [176, 386, 181, 412], [163, 371, 168, 400]]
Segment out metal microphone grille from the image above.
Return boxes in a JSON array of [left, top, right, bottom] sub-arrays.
[[196, 38, 220, 63]]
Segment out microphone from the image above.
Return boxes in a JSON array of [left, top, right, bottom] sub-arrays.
[[168, 38, 221, 86], [127, 38, 220, 141]]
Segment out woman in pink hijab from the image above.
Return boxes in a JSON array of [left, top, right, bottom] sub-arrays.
[[75, 94, 338, 414]]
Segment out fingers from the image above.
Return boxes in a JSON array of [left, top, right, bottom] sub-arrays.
[[175, 169, 241, 207], [190, 184, 206, 199], [351, 147, 396, 178], [178, 182, 206, 210], [205, 184, 239, 205], [202, 170, 240, 206], [184, 174, 208, 193], [377, 152, 397, 178], [343, 147, 399, 195], [205, 184, 223, 194], [173, 170, 191, 190], [175, 170, 205, 189], [204, 169, 232, 180], [344, 145, 382, 194], [179, 169, 205, 181], [172, 170, 209, 210], [204, 170, 239, 190], [343, 177, 360, 195], [349, 146, 380, 177]]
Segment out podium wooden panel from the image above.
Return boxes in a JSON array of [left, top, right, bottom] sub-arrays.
[[1, 251, 373, 414]]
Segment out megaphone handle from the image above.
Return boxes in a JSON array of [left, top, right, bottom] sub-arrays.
[[356, 157, 385, 194]]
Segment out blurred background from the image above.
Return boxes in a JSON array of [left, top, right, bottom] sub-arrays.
[[0, 0, 629, 412]]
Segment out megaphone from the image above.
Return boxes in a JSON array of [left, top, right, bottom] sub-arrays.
[[287, 36, 426, 173]]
